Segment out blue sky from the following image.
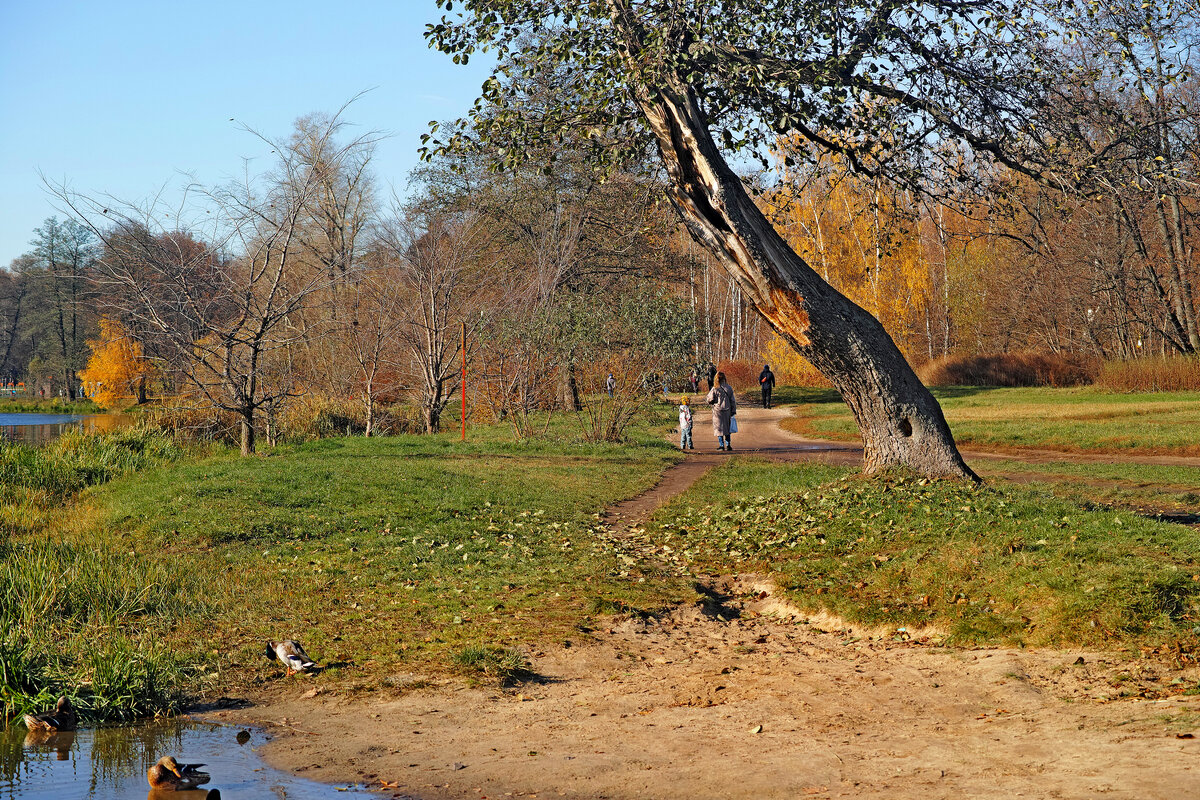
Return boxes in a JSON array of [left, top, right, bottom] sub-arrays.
[[0, 1, 493, 267]]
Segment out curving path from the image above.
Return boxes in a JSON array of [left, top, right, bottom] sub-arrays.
[[605, 401, 1200, 529]]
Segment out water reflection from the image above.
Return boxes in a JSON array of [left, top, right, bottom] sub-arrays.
[[20, 732, 72, 762], [0, 720, 366, 799], [0, 414, 131, 446]]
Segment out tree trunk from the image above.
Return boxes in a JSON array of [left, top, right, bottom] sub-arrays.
[[634, 81, 976, 479], [559, 361, 582, 412], [364, 390, 375, 437], [240, 410, 256, 456]]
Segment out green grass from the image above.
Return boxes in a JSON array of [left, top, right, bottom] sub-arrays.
[[652, 459, 1200, 651], [974, 460, 1200, 518], [777, 386, 1200, 454], [1, 408, 687, 720], [0, 427, 200, 721], [1, 427, 186, 536], [10, 389, 1198, 723], [452, 645, 535, 685], [0, 397, 104, 414]]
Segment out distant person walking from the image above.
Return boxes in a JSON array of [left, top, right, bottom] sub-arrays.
[[706, 361, 718, 391], [678, 396, 694, 450], [688, 367, 700, 393], [606, 373, 616, 397], [705, 371, 737, 451], [759, 364, 776, 409]]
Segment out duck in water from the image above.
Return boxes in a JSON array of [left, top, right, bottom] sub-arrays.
[[22, 696, 77, 732], [147, 756, 210, 790]]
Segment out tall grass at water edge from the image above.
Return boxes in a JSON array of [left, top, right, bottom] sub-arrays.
[[0, 427, 206, 722], [0, 398, 104, 415]]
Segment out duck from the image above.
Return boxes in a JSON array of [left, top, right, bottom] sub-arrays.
[[265, 640, 317, 675], [22, 696, 77, 732], [146, 756, 210, 790]]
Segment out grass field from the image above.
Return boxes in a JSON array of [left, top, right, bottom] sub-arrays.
[[776, 386, 1200, 455], [973, 460, 1200, 520], [1, 410, 688, 719], [651, 460, 1200, 653], [6, 387, 1200, 722]]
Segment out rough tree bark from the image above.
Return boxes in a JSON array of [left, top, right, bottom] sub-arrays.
[[635, 82, 977, 479]]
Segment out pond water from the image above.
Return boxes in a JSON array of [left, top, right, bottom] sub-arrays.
[[0, 719, 369, 799], [0, 413, 131, 446]]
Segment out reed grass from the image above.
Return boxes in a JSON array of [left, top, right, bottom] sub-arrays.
[[1098, 355, 1200, 392], [919, 352, 1097, 387]]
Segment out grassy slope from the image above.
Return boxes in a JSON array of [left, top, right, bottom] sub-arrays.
[[652, 459, 1200, 653], [776, 386, 1200, 454], [3, 411, 685, 719]]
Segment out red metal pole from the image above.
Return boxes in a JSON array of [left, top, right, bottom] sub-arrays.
[[461, 320, 467, 442]]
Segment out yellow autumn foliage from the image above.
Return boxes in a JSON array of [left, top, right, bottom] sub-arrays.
[[78, 318, 157, 407], [757, 148, 941, 379]]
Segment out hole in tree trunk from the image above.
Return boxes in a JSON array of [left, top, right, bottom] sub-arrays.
[[898, 418, 913, 437]]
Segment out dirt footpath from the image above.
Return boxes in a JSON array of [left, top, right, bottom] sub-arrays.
[[213, 407, 1200, 799]]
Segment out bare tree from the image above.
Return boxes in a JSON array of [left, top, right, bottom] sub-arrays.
[[341, 252, 405, 437], [374, 205, 494, 433], [54, 114, 365, 454], [0, 258, 33, 380]]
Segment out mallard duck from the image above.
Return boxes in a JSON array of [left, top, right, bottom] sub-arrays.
[[22, 696, 77, 732], [146, 756, 210, 790], [265, 640, 317, 675]]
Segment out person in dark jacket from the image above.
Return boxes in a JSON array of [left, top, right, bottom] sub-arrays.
[[759, 364, 776, 409], [706, 361, 718, 390]]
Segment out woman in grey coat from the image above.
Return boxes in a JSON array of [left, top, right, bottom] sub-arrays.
[[705, 371, 737, 451]]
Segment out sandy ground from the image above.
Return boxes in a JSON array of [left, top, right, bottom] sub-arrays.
[[211, 405, 1200, 799]]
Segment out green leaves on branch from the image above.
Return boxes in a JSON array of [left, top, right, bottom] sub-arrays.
[[424, 0, 1075, 195]]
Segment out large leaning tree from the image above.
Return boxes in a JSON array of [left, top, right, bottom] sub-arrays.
[[424, 0, 1069, 479]]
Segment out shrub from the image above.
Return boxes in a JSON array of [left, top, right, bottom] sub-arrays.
[[716, 359, 761, 391], [918, 352, 1097, 387], [147, 394, 426, 445], [277, 394, 426, 439], [146, 399, 241, 445], [280, 394, 367, 439], [1097, 355, 1200, 392]]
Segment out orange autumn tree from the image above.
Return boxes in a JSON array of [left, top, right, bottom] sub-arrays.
[[78, 318, 157, 406]]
